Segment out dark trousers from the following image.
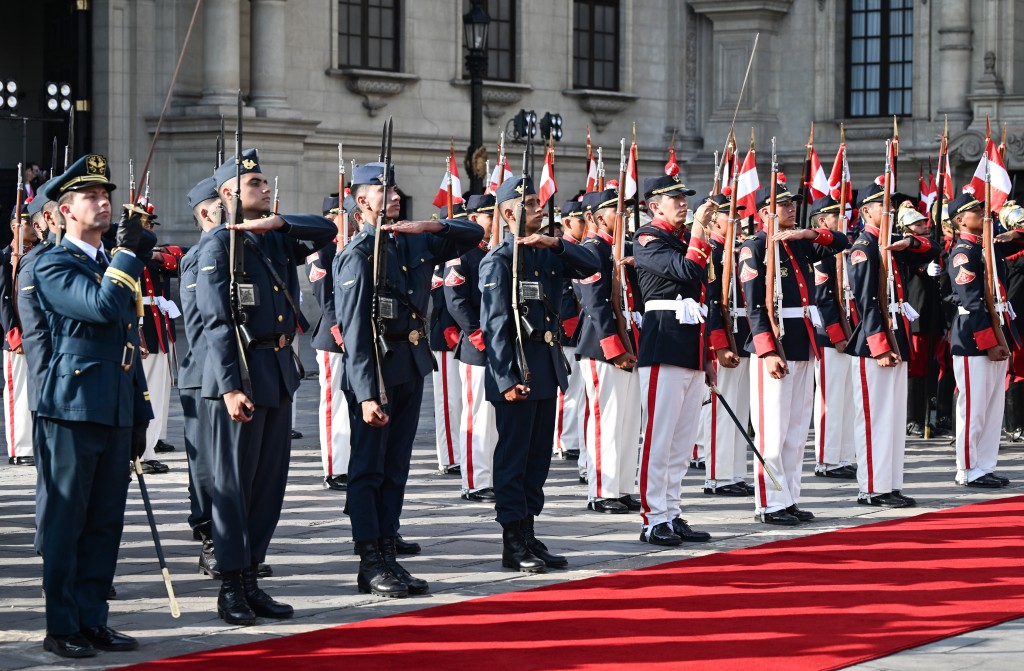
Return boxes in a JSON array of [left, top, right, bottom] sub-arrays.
[[344, 377, 423, 542], [31, 411, 45, 554], [205, 394, 292, 572], [180, 388, 213, 534], [38, 417, 131, 635], [492, 399, 556, 525]]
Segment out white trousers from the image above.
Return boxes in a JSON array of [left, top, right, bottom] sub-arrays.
[[142, 352, 171, 460], [638, 364, 705, 527], [696, 387, 711, 462], [554, 346, 584, 456], [813, 347, 856, 468], [431, 350, 462, 469], [458, 361, 496, 492], [749, 357, 814, 513], [581, 358, 641, 500], [3, 351, 33, 459], [953, 355, 1006, 483], [705, 359, 751, 486], [852, 358, 908, 495], [317, 349, 350, 477]]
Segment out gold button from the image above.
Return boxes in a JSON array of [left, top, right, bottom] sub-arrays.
[[274, 347, 280, 352], [278, 315, 284, 322], [420, 258, 425, 262], [402, 265, 408, 271], [412, 313, 417, 319], [74, 369, 81, 375], [546, 316, 551, 322], [127, 324, 132, 330], [534, 271, 540, 277], [274, 285, 280, 292], [407, 289, 413, 294]]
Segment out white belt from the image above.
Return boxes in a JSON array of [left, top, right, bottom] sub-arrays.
[[888, 301, 920, 323], [141, 296, 154, 305], [646, 298, 707, 325], [779, 306, 823, 329]]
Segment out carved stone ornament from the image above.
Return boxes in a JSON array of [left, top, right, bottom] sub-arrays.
[[450, 80, 533, 126], [563, 89, 639, 133], [327, 68, 420, 117], [948, 130, 986, 164]]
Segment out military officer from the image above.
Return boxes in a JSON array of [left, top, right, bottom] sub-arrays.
[[704, 192, 754, 496], [480, 176, 599, 572], [198, 149, 334, 624], [34, 154, 154, 658], [946, 192, 1018, 487], [806, 196, 857, 479], [739, 181, 849, 525], [553, 199, 587, 479], [334, 162, 482, 597]]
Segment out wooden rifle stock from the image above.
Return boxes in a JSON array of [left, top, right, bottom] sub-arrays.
[[490, 132, 506, 249], [764, 138, 786, 361], [611, 139, 635, 358], [878, 142, 900, 354], [719, 143, 740, 355], [833, 144, 854, 339], [982, 152, 1009, 350]]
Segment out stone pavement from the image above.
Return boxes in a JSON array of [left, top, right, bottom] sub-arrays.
[[1, 339, 1022, 670]]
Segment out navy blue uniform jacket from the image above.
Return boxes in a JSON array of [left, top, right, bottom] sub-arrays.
[[444, 241, 489, 367], [706, 231, 752, 358], [308, 242, 344, 353], [15, 238, 54, 411], [947, 231, 1022, 356]]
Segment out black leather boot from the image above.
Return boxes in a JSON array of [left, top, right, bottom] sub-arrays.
[[217, 570, 256, 625], [354, 539, 408, 598], [501, 520, 546, 573], [521, 516, 568, 569], [380, 537, 429, 595], [199, 539, 220, 579], [242, 564, 293, 618]]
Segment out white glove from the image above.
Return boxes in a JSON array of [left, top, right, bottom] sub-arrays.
[[926, 261, 941, 277]]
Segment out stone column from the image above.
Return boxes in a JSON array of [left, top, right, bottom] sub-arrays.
[[199, 0, 241, 106], [249, 0, 289, 110], [936, 0, 972, 121]]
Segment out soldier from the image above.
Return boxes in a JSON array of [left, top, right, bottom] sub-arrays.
[[806, 196, 857, 479], [480, 175, 599, 572], [575, 188, 641, 514], [444, 194, 498, 502], [553, 198, 587, 480], [946, 192, 1017, 487], [740, 181, 849, 525], [308, 193, 352, 491], [2, 204, 39, 466], [704, 193, 755, 496], [632, 174, 714, 545], [1001, 201, 1024, 440], [34, 154, 154, 658], [198, 149, 334, 624], [846, 182, 938, 508], [334, 162, 482, 597]]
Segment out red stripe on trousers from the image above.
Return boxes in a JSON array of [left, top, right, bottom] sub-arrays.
[[859, 357, 875, 493], [589, 359, 603, 497], [555, 388, 565, 450], [963, 356, 972, 470], [709, 361, 718, 479], [324, 351, 334, 475], [466, 364, 475, 490], [5, 352, 15, 458], [441, 354, 455, 464], [756, 360, 767, 508], [818, 354, 826, 463], [639, 364, 660, 526]]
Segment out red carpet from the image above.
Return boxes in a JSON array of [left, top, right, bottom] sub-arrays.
[[129, 496, 1024, 671]]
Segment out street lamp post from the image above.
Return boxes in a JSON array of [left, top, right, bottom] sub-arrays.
[[463, 0, 490, 195]]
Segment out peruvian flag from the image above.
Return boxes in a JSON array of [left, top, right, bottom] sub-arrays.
[[486, 157, 513, 195], [827, 145, 852, 202], [538, 147, 558, 207], [432, 154, 464, 208], [585, 156, 598, 193], [665, 146, 680, 177], [624, 142, 639, 200], [940, 151, 954, 200], [736, 147, 761, 223], [806, 145, 830, 201], [919, 166, 938, 214], [967, 137, 1011, 211]]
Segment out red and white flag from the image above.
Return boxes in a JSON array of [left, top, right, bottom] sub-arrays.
[[486, 157, 513, 195], [624, 142, 639, 200], [736, 147, 760, 222], [585, 157, 598, 193], [538, 147, 558, 207], [806, 145, 830, 201], [432, 154, 464, 208], [665, 146, 680, 177], [827, 145, 852, 202], [967, 137, 1011, 212], [919, 166, 938, 214], [940, 151, 954, 200]]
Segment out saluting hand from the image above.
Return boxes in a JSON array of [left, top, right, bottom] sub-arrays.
[[517, 233, 560, 249], [884, 238, 913, 252], [230, 215, 285, 234], [382, 220, 444, 235], [773, 228, 818, 243]]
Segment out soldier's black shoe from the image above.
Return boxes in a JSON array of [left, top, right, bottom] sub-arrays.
[[618, 494, 642, 511], [394, 535, 421, 555], [640, 522, 682, 546], [199, 540, 221, 579], [816, 465, 857, 479], [381, 537, 429, 595], [858, 492, 910, 507], [9, 455, 34, 466], [154, 439, 176, 453], [703, 483, 748, 496], [905, 422, 925, 437], [587, 498, 629, 514], [934, 416, 953, 432], [140, 459, 169, 474], [192, 527, 205, 541], [756, 510, 801, 525], [290, 429, 303, 440], [738, 481, 755, 495], [217, 571, 257, 625], [990, 473, 1011, 486], [671, 517, 712, 542], [891, 490, 917, 506], [563, 448, 580, 460], [690, 458, 706, 470], [442, 464, 461, 475], [354, 539, 409, 598], [242, 565, 293, 618], [786, 505, 815, 522], [579, 475, 588, 484], [257, 563, 272, 577], [107, 585, 116, 599], [79, 626, 138, 652], [462, 487, 496, 502], [323, 474, 348, 491], [521, 516, 568, 569], [501, 520, 546, 572], [43, 633, 96, 658], [964, 473, 1004, 488]]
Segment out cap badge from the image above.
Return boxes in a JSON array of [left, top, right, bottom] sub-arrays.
[[86, 154, 106, 175], [242, 159, 257, 170]]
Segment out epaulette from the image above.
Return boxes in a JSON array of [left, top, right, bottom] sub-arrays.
[[854, 237, 871, 246]]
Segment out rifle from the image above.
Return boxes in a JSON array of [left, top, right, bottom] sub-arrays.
[[878, 139, 901, 355], [48, 137, 57, 182], [765, 137, 786, 358], [128, 159, 137, 206], [833, 137, 854, 340], [596, 147, 605, 191], [445, 157, 454, 219], [12, 164, 24, 323], [338, 143, 349, 249], [982, 124, 1010, 352], [272, 176, 280, 215], [547, 136, 557, 237], [630, 123, 640, 236], [611, 138, 636, 359], [490, 131, 507, 249], [217, 115, 225, 168], [719, 135, 740, 355], [228, 89, 255, 400], [370, 118, 394, 410], [510, 149, 531, 386]]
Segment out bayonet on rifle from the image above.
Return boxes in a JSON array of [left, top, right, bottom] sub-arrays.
[[229, 89, 254, 400], [371, 118, 394, 409]]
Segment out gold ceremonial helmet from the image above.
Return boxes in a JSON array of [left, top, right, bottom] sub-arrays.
[[999, 200, 1024, 230], [896, 199, 928, 233]]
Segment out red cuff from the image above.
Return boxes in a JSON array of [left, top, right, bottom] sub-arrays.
[[469, 328, 486, 352], [330, 324, 344, 347], [866, 331, 892, 357], [600, 334, 627, 360], [826, 322, 847, 344], [912, 236, 933, 253], [813, 228, 834, 246], [975, 327, 998, 351], [443, 325, 460, 349], [709, 328, 731, 352], [562, 316, 579, 339], [164, 245, 184, 258], [6, 327, 22, 350], [752, 332, 776, 357], [153, 252, 179, 271], [685, 237, 712, 268]]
